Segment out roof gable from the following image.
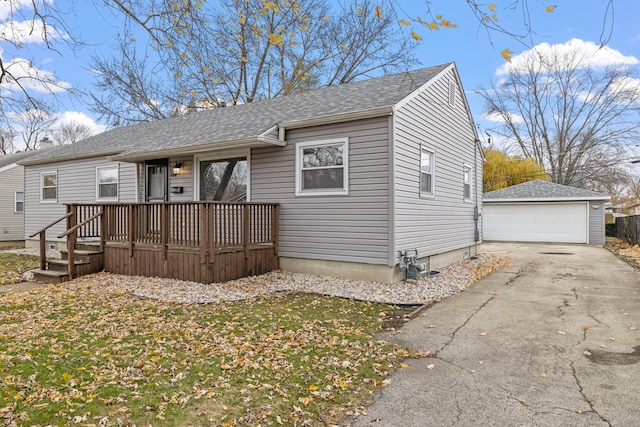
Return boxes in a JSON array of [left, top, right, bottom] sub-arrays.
[[484, 180, 610, 201]]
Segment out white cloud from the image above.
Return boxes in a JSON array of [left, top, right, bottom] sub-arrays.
[[0, 0, 33, 21], [51, 111, 107, 135], [0, 0, 67, 44], [0, 51, 70, 94], [497, 38, 639, 75], [0, 19, 67, 44], [483, 111, 525, 124]]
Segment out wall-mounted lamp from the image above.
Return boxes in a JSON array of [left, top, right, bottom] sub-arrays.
[[171, 162, 183, 177]]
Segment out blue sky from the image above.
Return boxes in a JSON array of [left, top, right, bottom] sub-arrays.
[[2, 0, 640, 149]]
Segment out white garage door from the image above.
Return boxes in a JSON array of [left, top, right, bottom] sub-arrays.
[[483, 202, 588, 243]]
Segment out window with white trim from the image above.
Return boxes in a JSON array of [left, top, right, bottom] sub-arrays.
[[420, 147, 434, 196], [296, 138, 348, 196], [96, 166, 119, 200], [40, 171, 57, 202], [14, 191, 24, 213], [463, 165, 472, 201]]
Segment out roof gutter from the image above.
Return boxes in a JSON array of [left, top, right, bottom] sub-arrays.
[[110, 136, 285, 163], [19, 147, 134, 166], [484, 196, 611, 203]]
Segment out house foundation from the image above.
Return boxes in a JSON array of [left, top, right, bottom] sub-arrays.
[[280, 245, 479, 284]]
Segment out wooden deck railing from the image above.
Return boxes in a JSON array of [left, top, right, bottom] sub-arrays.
[[44, 202, 279, 283], [28, 211, 74, 270]]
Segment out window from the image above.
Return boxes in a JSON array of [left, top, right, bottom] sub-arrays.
[[463, 165, 472, 201], [97, 166, 119, 200], [40, 171, 57, 202], [14, 191, 24, 213], [420, 148, 434, 196], [296, 138, 348, 196], [199, 157, 247, 201]]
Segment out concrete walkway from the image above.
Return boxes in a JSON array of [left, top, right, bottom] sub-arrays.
[[345, 243, 640, 427], [0, 281, 46, 292]]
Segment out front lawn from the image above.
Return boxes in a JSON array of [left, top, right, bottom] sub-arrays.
[[0, 281, 405, 426], [0, 253, 39, 286]]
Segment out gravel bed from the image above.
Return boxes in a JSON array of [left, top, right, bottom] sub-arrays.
[[0, 247, 61, 259], [67, 253, 510, 305]]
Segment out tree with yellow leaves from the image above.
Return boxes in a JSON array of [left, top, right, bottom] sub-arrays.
[[483, 149, 548, 192], [90, 0, 419, 125]]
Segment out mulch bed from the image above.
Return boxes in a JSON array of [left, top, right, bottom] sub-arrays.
[[605, 238, 640, 270]]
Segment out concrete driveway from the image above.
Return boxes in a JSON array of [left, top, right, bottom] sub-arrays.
[[345, 243, 640, 427]]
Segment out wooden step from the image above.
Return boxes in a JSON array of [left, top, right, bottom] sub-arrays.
[[60, 249, 104, 262], [75, 242, 103, 252], [47, 259, 89, 272], [32, 269, 69, 284]]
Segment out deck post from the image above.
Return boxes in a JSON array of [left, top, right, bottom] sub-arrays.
[[67, 204, 77, 279], [128, 204, 135, 257], [272, 204, 279, 256], [200, 203, 208, 264], [243, 204, 250, 260], [161, 203, 168, 260], [39, 231, 46, 270], [100, 205, 106, 251]]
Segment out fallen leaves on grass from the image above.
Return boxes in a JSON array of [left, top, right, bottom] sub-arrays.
[[0, 283, 403, 426], [0, 254, 39, 285]]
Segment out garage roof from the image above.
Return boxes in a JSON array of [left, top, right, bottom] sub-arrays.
[[484, 180, 610, 202]]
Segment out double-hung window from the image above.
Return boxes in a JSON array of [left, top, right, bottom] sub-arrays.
[[296, 138, 348, 196], [463, 165, 472, 201], [15, 191, 24, 213], [420, 148, 435, 196], [96, 166, 119, 200], [40, 171, 57, 202]]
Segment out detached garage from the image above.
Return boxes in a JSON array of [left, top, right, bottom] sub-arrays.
[[483, 180, 610, 246]]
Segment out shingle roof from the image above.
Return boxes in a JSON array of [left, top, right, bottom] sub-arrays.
[[21, 63, 452, 165], [483, 179, 610, 201], [0, 149, 50, 169]]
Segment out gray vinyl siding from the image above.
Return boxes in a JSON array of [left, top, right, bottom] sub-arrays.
[[0, 166, 25, 241], [589, 201, 605, 246], [24, 157, 137, 241], [168, 157, 194, 201], [251, 116, 391, 265], [393, 67, 481, 258]]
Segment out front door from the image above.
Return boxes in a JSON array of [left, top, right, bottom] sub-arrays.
[[146, 160, 168, 202], [145, 160, 168, 235]]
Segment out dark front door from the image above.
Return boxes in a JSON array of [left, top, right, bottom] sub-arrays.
[[146, 159, 168, 202]]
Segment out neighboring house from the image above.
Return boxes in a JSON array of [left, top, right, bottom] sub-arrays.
[[612, 202, 640, 216], [483, 180, 610, 246], [0, 150, 50, 248], [21, 62, 483, 283]]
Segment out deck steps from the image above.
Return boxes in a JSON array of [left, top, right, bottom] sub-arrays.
[[32, 269, 70, 284], [32, 244, 105, 284]]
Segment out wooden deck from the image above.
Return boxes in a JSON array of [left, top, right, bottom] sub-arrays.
[[32, 202, 279, 283]]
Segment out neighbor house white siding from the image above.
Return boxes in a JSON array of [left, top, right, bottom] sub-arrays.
[[251, 116, 391, 265], [0, 165, 25, 242], [393, 67, 481, 259], [24, 157, 137, 242]]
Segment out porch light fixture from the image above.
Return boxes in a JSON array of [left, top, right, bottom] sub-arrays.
[[172, 162, 183, 176]]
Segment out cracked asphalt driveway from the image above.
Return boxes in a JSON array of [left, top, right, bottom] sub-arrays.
[[345, 243, 640, 427]]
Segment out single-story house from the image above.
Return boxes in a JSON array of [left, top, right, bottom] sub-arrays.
[[20, 62, 483, 283], [482, 180, 610, 245], [0, 149, 52, 248]]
